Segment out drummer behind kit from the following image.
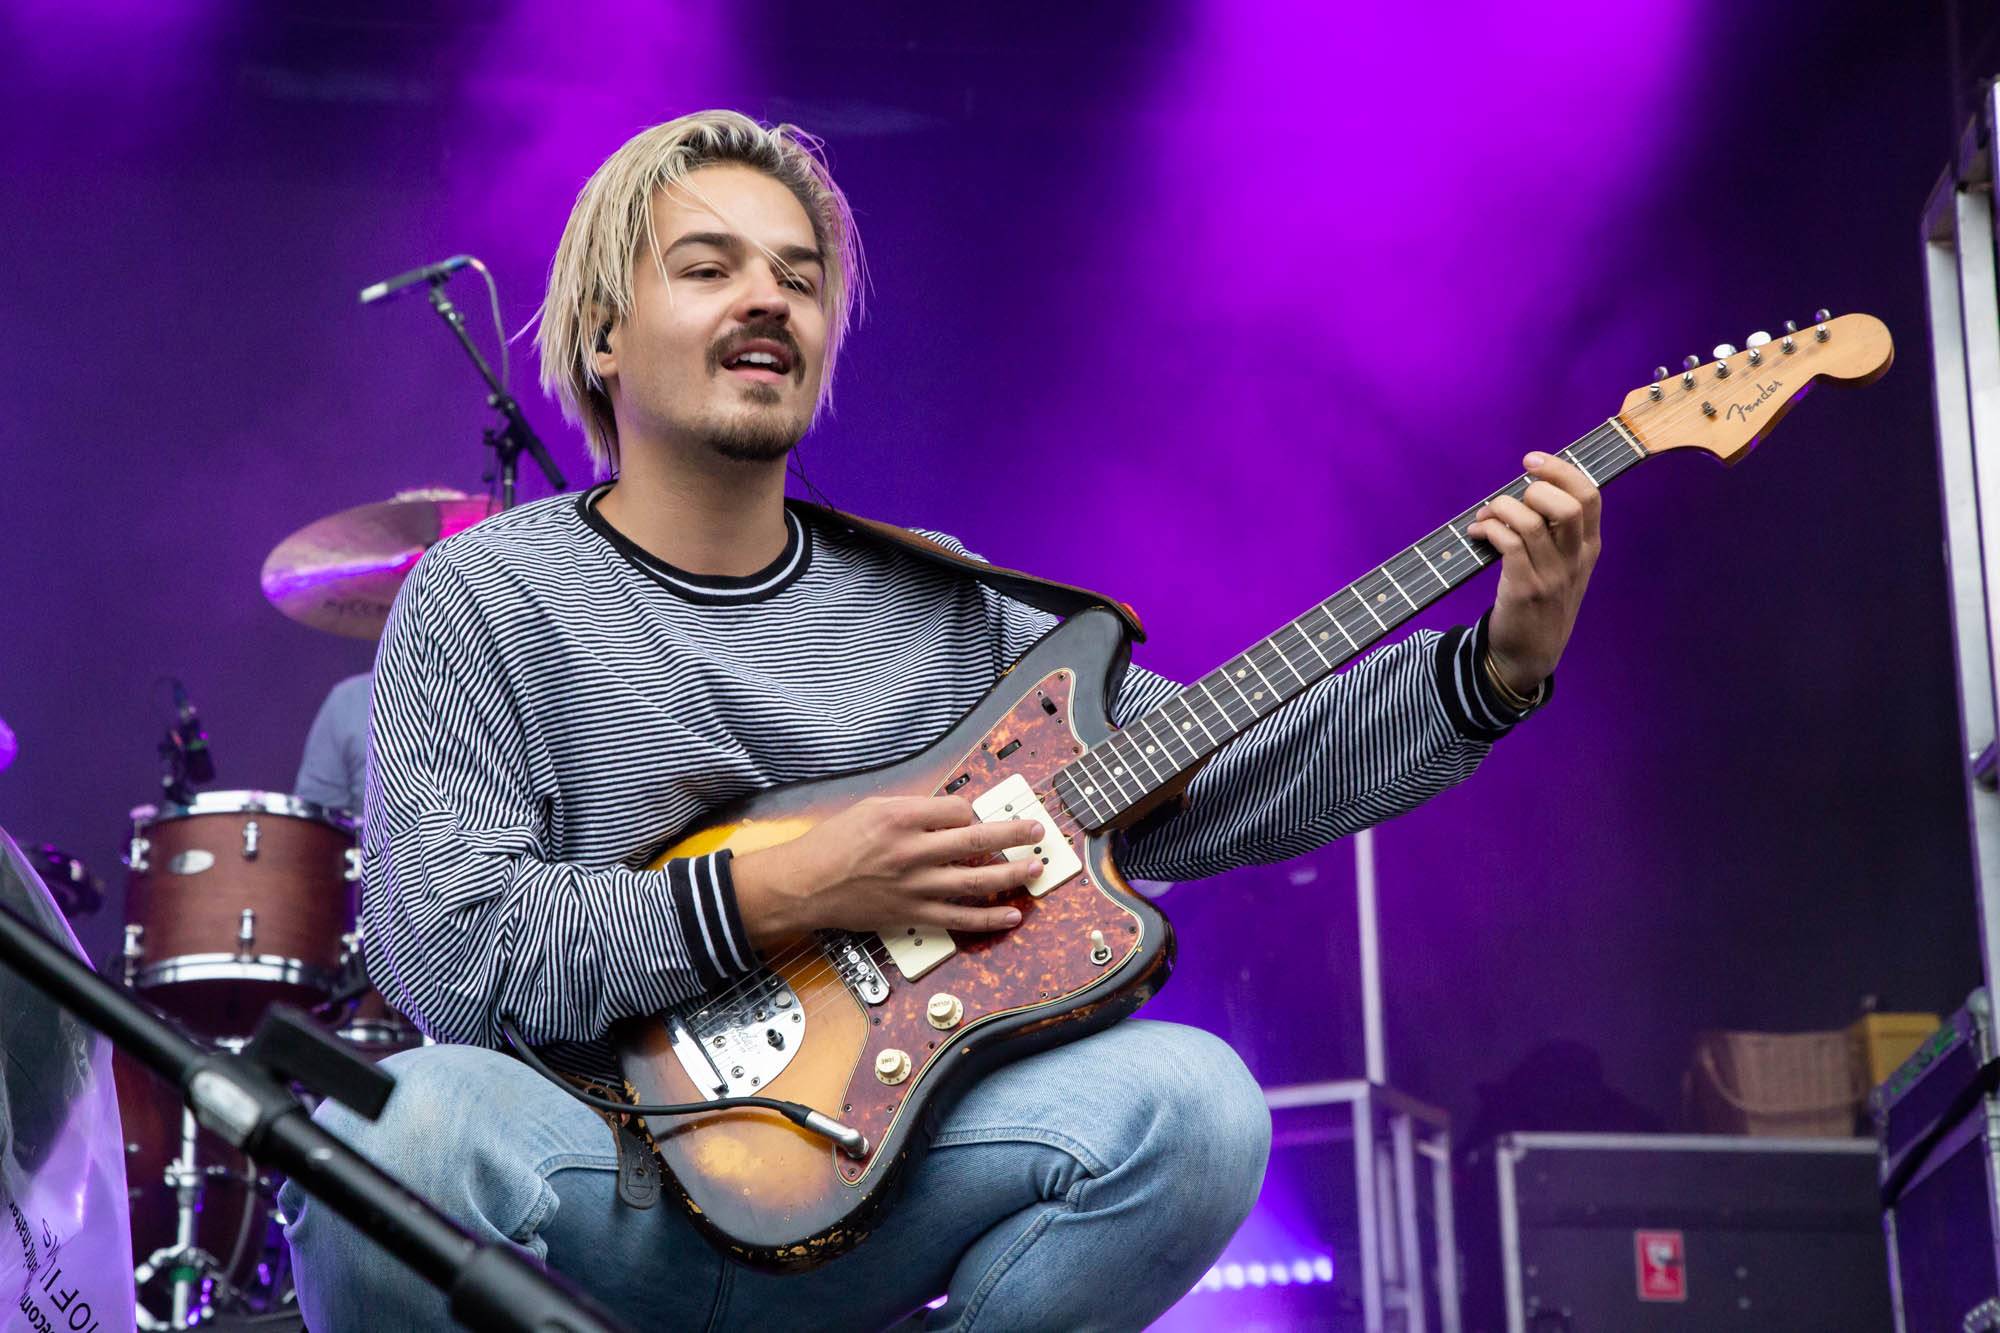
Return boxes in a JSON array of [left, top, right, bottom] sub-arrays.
[[77, 489, 499, 1326]]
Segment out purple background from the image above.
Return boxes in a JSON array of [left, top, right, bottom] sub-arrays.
[[0, 0, 1975, 1174]]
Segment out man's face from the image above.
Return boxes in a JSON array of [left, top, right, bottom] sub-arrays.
[[601, 163, 828, 465]]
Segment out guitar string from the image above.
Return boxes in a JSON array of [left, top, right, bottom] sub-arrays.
[[683, 783, 1094, 1025], [686, 793, 1092, 1023], [681, 420, 1647, 1021], [1071, 421, 1641, 821], [689, 423, 1642, 1018]]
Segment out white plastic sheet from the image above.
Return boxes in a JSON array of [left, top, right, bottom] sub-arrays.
[[0, 830, 134, 1333]]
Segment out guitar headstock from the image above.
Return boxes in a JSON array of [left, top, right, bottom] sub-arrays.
[[1617, 311, 1893, 464]]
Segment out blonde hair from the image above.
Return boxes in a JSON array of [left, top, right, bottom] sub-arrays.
[[536, 110, 864, 477]]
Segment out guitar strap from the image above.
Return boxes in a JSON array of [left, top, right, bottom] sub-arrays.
[[788, 500, 1147, 642]]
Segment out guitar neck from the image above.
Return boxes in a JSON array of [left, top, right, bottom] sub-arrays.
[[1053, 418, 1650, 830]]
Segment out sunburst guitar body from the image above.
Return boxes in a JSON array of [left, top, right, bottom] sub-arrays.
[[614, 608, 1172, 1272]]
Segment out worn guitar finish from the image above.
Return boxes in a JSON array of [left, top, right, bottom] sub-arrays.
[[615, 609, 1175, 1271], [615, 312, 1895, 1272]]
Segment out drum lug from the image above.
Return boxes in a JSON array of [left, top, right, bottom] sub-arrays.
[[122, 923, 146, 985], [125, 835, 152, 873], [242, 819, 261, 859], [237, 908, 256, 953], [344, 846, 362, 883]]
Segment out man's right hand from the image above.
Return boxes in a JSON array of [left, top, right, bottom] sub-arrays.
[[730, 795, 1046, 950]]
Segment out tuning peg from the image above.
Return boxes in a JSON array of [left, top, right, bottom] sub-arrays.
[[1649, 366, 1667, 400], [1712, 343, 1737, 359], [1814, 308, 1831, 323], [1781, 320, 1798, 354], [1745, 331, 1772, 348], [1681, 355, 1699, 388], [1784, 320, 1799, 334], [1814, 308, 1831, 341]]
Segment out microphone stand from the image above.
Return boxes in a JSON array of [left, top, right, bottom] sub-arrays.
[[0, 894, 630, 1333], [425, 277, 567, 511]]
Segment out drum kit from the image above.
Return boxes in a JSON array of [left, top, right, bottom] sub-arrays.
[[0, 257, 568, 1326], [9, 489, 501, 1327]]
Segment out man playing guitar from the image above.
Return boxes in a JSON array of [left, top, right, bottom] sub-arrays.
[[280, 110, 1599, 1331]]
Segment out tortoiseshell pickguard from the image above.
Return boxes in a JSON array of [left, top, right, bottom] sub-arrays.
[[833, 668, 1144, 1185]]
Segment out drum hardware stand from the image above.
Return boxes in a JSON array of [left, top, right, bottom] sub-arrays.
[[424, 275, 567, 511], [0, 890, 632, 1333], [130, 1104, 235, 1329]]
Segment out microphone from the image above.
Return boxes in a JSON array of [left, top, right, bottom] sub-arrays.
[[169, 680, 215, 785], [358, 254, 473, 306]]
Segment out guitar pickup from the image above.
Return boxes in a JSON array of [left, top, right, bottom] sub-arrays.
[[970, 773, 1082, 899], [877, 921, 955, 982], [877, 776, 1084, 982]]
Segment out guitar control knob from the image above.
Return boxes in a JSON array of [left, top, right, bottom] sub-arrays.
[[875, 1048, 911, 1084], [927, 993, 964, 1029]]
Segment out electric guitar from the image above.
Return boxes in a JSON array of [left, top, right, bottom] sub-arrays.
[[613, 312, 1893, 1270]]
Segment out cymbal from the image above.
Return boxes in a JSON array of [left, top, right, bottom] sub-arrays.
[[261, 489, 498, 639]]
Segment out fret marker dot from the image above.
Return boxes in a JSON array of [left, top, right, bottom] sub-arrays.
[[1235, 669, 1246, 679], [1375, 593, 1386, 604], [1181, 721, 1193, 730], [1084, 785, 1096, 794], [1318, 632, 1329, 641], [1113, 765, 1125, 775], [1144, 744, 1156, 754], [1253, 691, 1265, 701]]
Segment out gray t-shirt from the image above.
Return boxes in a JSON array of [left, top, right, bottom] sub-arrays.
[[294, 672, 372, 817]]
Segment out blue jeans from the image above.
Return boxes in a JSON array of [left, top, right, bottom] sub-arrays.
[[279, 1020, 1269, 1331]]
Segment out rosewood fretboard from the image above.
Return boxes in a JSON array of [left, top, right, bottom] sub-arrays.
[[1052, 419, 1649, 830]]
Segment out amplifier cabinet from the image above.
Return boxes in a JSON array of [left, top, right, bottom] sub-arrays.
[[1883, 1099, 2000, 1333], [1874, 994, 2000, 1331], [1462, 1132, 1889, 1332]]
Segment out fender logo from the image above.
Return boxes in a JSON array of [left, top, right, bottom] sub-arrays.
[[1726, 379, 1784, 422]]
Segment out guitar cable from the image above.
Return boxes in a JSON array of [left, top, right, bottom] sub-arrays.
[[497, 1014, 871, 1159]]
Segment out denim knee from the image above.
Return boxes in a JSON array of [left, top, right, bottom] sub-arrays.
[[1130, 1023, 1271, 1210], [286, 1042, 595, 1246]]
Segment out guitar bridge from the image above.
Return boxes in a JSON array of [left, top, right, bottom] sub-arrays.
[[667, 969, 807, 1099], [824, 932, 890, 1005]]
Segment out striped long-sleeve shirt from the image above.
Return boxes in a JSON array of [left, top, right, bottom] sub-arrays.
[[361, 484, 1534, 1078]]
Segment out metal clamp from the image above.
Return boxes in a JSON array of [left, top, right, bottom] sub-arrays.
[[242, 819, 261, 859], [121, 923, 145, 985], [237, 908, 256, 952], [126, 835, 152, 873]]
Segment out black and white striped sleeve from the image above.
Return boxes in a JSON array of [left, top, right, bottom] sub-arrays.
[[1109, 629, 1500, 880], [359, 554, 755, 1050], [966, 539, 1540, 881]]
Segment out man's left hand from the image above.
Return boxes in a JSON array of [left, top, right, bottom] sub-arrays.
[[1466, 452, 1602, 697]]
